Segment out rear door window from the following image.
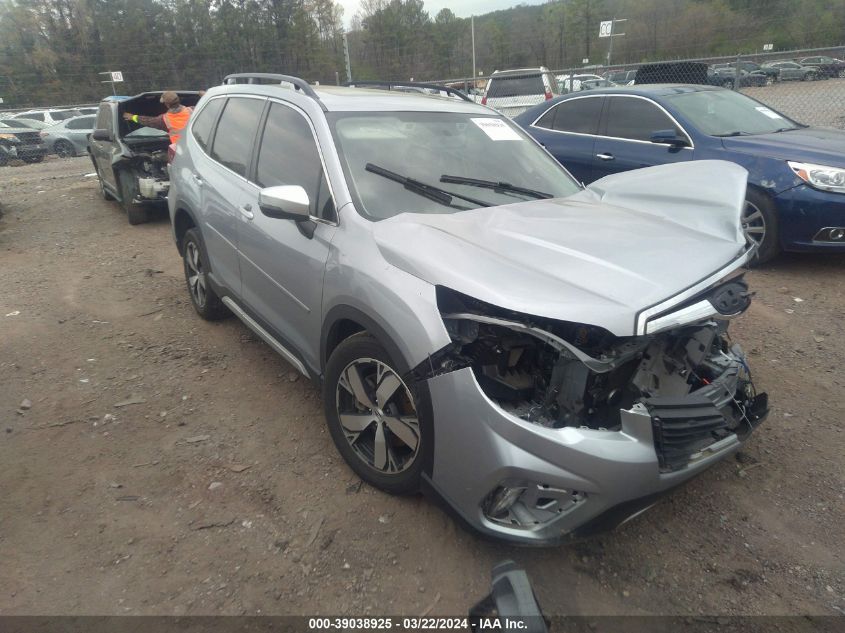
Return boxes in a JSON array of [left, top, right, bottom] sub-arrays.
[[191, 97, 224, 152], [210, 97, 265, 178], [540, 97, 603, 134], [603, 97, 681, 142], [19, 112, 44, 121], [487, 74, 544, 97], [66, 116, 95, 130]]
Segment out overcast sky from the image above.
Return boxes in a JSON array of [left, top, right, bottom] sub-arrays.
[[337, 0, 546, 27]]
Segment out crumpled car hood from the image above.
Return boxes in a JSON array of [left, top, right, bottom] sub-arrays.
[[372, 160, 749, 336]]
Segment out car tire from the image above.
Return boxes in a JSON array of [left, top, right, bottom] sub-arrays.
[[838, 69, 845, 79], [323, 332, 432, 495], [22, 155, 44, 164], [182, 228, 228, 321], [805, 72, 816, 81], [54, 140, 75, 158], [743, 189, 780, 265], [764, 76, 774, 86], [118, 170, 150, 225], [721, 80, 734, 89]]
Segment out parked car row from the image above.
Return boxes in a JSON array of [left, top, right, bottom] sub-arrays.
[[0, 108, 97, 164]]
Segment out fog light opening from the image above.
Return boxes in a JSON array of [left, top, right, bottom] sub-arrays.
[[486, 485, 526, 519]]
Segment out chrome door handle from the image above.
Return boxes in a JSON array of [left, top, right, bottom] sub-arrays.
[[239, 204, 254, 220], [596, 153, 615, 161]]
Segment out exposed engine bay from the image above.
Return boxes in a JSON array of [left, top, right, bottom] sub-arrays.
[[118, 146, 170, 201], [428, 286, 768, 472]]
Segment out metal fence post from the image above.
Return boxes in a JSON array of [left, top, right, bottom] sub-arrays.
[[734, 53, 741, 91]]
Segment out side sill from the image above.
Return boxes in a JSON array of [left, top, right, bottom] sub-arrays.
[[220, 296, 309, 377]]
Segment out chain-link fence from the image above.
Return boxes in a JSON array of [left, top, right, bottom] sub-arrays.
[[429, 46, 845, 129]]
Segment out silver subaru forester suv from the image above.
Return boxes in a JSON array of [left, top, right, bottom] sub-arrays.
[[169, 74, 768, 545]]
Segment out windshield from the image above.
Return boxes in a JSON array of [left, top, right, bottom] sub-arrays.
[[329, 111, 580, 220], [664, 89, 801, 136]]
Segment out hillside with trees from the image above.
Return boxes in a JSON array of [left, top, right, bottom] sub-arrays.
[[1, 0, 844, 106]]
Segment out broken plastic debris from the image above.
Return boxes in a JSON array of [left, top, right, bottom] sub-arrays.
[[793, 297, 804, 303], [5, 311, 20, 317]]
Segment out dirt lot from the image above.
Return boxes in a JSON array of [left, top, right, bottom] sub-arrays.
[[0, 157, 843, 617]]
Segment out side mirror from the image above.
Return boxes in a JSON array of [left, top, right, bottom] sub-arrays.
[[650, 129, 688, 147], [91, 129, 113, 142], [258, 185, 311, 220]]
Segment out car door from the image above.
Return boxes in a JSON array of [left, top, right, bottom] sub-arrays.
[[237, 101, 338, 372], [592, 95, 693, 181], [64, 116, 95, 153], [780, 62, 799, 80], [527, 96, 604, 183], [198, 96, 265, 298], [90, 104, 119, 192]]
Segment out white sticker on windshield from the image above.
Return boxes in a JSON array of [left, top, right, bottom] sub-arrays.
[[471, 117, 523, 141], [755, 106, 783, 120]]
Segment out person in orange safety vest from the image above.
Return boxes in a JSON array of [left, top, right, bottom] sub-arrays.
[[122, 91, 193, 144]]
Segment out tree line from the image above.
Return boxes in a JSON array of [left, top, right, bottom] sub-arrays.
[[1, 0, 844, 107]]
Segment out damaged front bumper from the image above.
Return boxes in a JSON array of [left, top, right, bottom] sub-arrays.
[[424, 366, 767, 545]]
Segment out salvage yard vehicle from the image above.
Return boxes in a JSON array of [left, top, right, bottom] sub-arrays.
[[514, 84, 845, 262], [89, 91, 201, 224], [40, 114, 95, 157], [168, 74, 768, 545], [6, 108, 83, 125], [0, 119, 49, 165], [482, 68, 561, 117]]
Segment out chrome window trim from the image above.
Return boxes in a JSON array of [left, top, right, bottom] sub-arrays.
[[529, 93, 695, 150]]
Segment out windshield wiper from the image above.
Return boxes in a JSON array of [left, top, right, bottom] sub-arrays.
[[714, 131, 754, 137], [440, 175, 553, 200], [365, 163, 491, 209]]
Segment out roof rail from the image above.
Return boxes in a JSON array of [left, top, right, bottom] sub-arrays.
[[342, 80, 473, 102], [222, 73, 327, 111]]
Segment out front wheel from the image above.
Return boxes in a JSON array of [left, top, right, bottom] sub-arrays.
[[118, 170, 150, 225], [743, 189, 780, 265], [323, 333, 431, 494]]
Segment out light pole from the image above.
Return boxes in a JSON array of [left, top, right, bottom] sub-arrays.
[[471, 15, 476, 86]]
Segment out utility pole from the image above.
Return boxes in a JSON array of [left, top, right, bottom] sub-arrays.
[[342, 33, 352, 83], [471, 15, 476, 87]]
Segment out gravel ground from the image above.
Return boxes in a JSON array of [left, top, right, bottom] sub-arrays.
[[0, 157, 843, 617], [742, 77, 845, 129]]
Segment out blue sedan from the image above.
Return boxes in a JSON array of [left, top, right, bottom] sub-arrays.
[[513, 84, 845, 262]]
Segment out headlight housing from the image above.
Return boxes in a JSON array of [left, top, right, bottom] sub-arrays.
[[788, 161, 845, 193]]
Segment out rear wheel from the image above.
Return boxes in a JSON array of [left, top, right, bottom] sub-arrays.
[[182, 228, 228, 320], [96, 167, 115, 201], [118, 170, 150, 225], [54, 140, 75, 158], [743, 189, 780, 265]]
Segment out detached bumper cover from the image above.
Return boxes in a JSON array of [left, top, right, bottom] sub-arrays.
[[424, 367, 767, 545]]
